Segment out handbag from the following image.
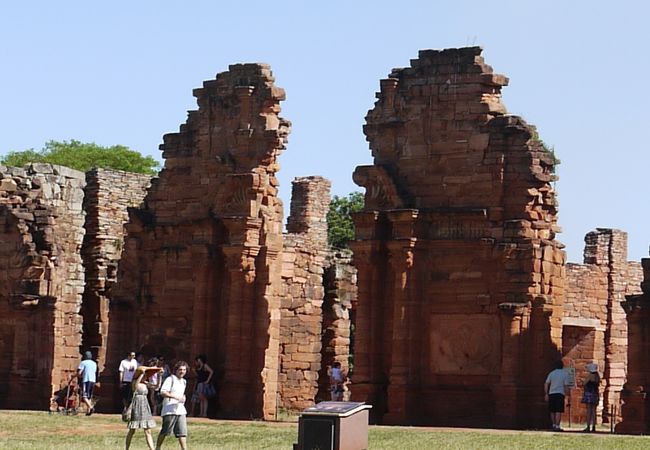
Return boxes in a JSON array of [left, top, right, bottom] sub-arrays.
[[121, 391, 136, 422]]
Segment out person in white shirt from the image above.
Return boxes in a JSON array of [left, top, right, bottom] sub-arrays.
[[156, 361, 188, 450], [119, 351, 139, 408], [544, 360, 571, 431]]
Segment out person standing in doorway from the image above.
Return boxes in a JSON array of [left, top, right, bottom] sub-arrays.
[[544, 360, 571, 431], [582, 362, 601, 432], [329, 362, 345, 401], [77, 351, 97, 416], [156, 361, 189, 450], [190, 355, 214, 418], [119, 351, 139, 409]]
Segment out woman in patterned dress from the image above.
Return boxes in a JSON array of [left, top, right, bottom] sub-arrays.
[[125, 366, 163, 450], [582, 362, 601, 433]]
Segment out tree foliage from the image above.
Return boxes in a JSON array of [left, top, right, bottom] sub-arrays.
[[327, 191, 364, 248], [1, 140, 160, 175]]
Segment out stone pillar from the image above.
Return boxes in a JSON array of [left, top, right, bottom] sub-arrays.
[[384, 240, 415, 424], [494, 302, 528, 428]]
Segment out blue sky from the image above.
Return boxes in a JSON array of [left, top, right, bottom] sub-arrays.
[[1, 1, 648, 263]]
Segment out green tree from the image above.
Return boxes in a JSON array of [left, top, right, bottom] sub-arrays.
[[1, 140, 160, 175], [327, 191, 364, 248]]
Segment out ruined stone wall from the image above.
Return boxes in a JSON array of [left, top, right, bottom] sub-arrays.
[[80, 169, 151, 369], [317, 249, 356, 401], [0, 163, 85, 409], [563, 229, 644, 424], [617, 254, 650, 433], [350, 47, 564, 428], [105, 64, 290, 419], [279, 176, 330, 410]]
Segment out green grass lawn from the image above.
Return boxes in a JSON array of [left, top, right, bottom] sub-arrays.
[[0, 411, 648, 449]]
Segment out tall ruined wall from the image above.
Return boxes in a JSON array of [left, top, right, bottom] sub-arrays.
[[618, 253, 650, 434], [80, 168, 151, 369], [279, 176, 330, 410], [350, 47, 564, 428], [0, 163, 85, 409], [564, 229, 643, 424], [318, 249, 356, 401], [105, 64, 290, 419]]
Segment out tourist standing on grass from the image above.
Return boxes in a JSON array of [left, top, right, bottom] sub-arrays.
[[77, 351, 97, 416], [146, 358, 162, 415], [119, 351, 139, 409], [544, 360, 571, 431], [190, 355, 214, 418], [329, 362, 345, 401], [156, 361, 189, 450], [126, 366, 162, 450], [582, 362, 601, 432]]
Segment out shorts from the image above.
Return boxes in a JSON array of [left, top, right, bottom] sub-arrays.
[[548, 393, 565, 413], [81, 381, 95, 399], [160, 414, 188, 437]]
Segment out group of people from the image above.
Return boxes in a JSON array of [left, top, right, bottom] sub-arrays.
[[75, 350, 217, 450], [120, 352, 218, 449], [124, 360, 189, 450], [544, 359, 601, 432]]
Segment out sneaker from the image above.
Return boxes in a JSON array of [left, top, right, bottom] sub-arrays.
[[582, 426, 590, 432]]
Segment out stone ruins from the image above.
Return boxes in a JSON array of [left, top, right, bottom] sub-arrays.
[[0, 47, 648, 433], [351, 47, 565, 428], [617, 252, 650, 433]]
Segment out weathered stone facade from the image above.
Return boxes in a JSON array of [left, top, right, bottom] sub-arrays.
[[80, 168, 151, 369], [563, 229, 643, 424], [350, 47, 565, 428], [104, 63, 290, 419], [318, 249, 356, 401], [0, 163, 86, 409], [617, 253, 650, 433], [278, 176, 330, 410]]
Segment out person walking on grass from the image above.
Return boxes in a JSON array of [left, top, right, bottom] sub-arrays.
[[77, 351, 98, 416], [544, 360, 571, 431], [125, 366, 163, 450], [156, 361, 189, 450]]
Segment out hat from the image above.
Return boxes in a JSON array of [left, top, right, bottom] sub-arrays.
[[586, 363, 598, 373]]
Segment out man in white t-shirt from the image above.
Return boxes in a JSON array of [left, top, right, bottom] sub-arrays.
[[544, 360, 571, 431], [118, 351, 138, 408], [156, 361, 188, 450]]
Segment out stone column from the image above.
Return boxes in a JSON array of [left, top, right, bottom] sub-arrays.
[[384, 240, 416, 425], [348, 236, 384, 413], [494, 302, 528, 428]]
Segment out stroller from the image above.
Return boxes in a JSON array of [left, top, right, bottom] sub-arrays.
[[50, 375, 79, 415]]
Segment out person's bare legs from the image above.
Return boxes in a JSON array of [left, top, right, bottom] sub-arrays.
[[125, 428, 136, 450], [144, 429, 155, 450], [82, 396, 93, 414], [179, 436, 187, 450], [200, 395, 208, 417], [155, 432, 166, 450]]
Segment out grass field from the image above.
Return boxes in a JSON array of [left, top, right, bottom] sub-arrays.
[[0, 411, 648, 449]]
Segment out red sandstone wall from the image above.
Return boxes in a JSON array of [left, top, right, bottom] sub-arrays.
[[618, 256, 650, 433], [0, 163, 86, 409], [318, 249, 356, 401], [80, 168, 151, 370], [563, 229, 644, 425], [105, 64, 290, 419], [351, 47, 564, 429], [279, 176, 331, 410]]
